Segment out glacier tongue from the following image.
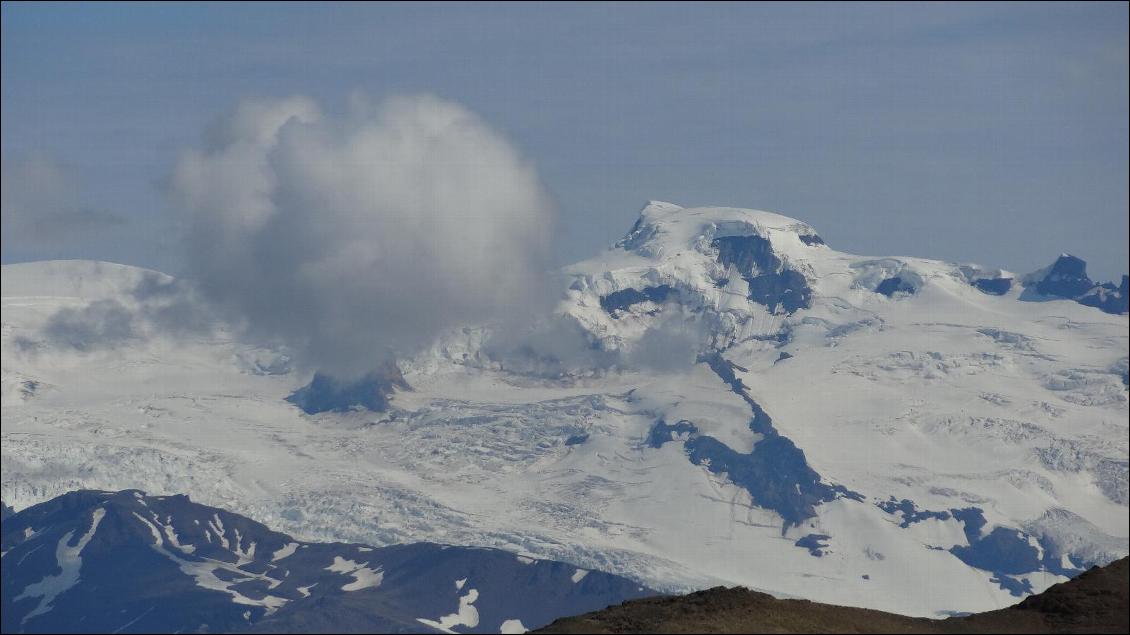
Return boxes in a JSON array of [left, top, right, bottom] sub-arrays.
[[1, 201, 1127, 618]]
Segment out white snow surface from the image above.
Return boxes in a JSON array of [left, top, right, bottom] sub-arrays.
[[2, 203, 1127, 618], [325, 556, 384, 591], [417, 588, 480, 633], [132, 511, 289, 613], [271, 542, 299, 562]]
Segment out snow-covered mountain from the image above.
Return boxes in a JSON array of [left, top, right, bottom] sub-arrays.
[[2, 202, 1127, 619], [1, 490, 651, 633]]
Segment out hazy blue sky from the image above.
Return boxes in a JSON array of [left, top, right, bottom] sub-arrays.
[[2, 1, 1127, 279]]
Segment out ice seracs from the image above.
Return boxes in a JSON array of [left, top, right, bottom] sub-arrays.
[[1, 201, 1126, 620]]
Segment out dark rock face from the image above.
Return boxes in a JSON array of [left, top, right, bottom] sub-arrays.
[[794, 534, 831, 557], [1076, 275, 1129, 314], [712, 235, 813, 314], [973, 277, 1013, 296], [746, 270, 812, 314], [875, 276, 916, 297], [875, 501, 1096, 596], [287, 365, 409, 414], [1, 490, 653, 634], [1031, 255, 1128, 315], [713, 235, 776, 275], [798, 234, 825, 247], [683, 434, 841, 531], [647, 354, 859, 530], [599, 285, 677, 318], [646, 420, 697, 448], [952, 525, 1041, 576], [876, 498, 951, 528], [991, 573, 1034, 596], [949, 507, 1050, 596], [616, 215, 657, 252], [1036, 255, 1094, 299]]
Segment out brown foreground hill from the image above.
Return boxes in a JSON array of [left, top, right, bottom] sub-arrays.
[[536, 557, 1128, 634]]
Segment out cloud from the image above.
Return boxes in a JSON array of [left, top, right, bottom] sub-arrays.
[[129, 272, 221, 337], [19, 272, 221, 354], [623, 315, 708, 372], [481, 309, 709, 378], [169, 94, 557, 378], [483, 314, 617, 378], [1, 156, 125, 257], [40, 299, 137, 351]]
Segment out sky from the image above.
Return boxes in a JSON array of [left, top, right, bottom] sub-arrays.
[[2, 1, 1128, 280]]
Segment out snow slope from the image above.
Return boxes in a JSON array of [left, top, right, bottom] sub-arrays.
[[2, 203, 1127, 618]]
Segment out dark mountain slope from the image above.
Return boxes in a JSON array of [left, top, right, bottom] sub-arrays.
[[536, 557, 1128, 634], [1, 490, 652, 634]]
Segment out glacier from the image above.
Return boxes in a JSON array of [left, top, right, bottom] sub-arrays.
[[1, 201, 1127, 618]]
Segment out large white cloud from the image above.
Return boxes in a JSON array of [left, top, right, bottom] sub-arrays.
[[170, 94, 557, 378]]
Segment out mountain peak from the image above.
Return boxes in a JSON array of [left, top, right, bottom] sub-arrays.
[[641, 200, 684, 214], [617, 203, 825, 258], [1025, 253, 1128, 314]]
